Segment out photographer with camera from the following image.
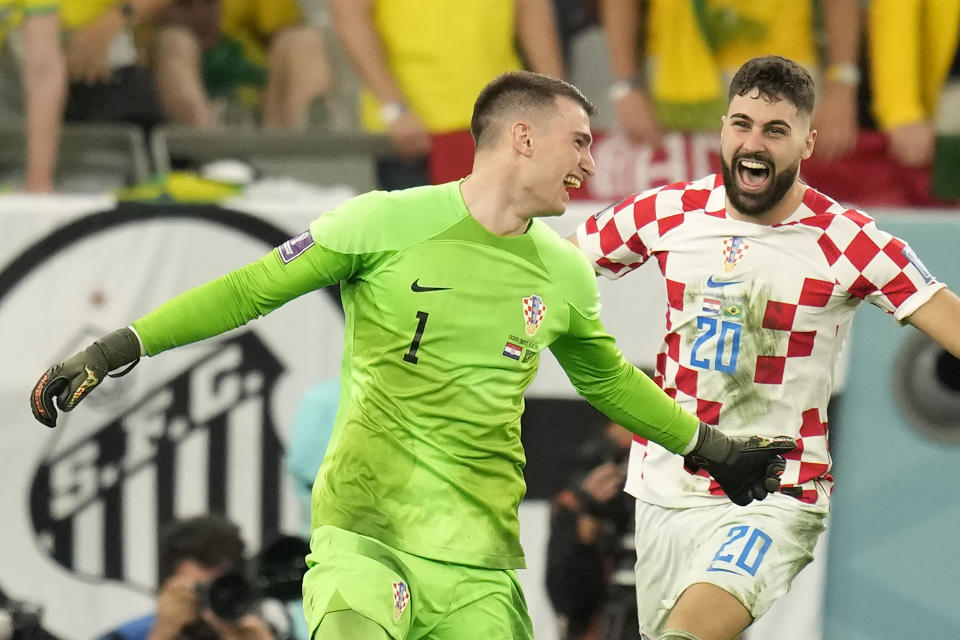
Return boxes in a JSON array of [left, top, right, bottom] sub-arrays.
[[546, 421, 637, 640], [99, 515, 274, 640]]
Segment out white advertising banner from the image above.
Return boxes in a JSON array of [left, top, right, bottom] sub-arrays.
[[0, 191, 349, 638]]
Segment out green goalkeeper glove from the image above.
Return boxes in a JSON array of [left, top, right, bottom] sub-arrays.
[[30, 327, 141, 428], [685, 423, 797, 506]]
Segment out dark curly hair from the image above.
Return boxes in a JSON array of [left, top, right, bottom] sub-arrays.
[[728, 56, 815, 116], [157, 514, 246, 585]]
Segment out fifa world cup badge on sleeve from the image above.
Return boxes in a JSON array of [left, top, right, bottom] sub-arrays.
[[278, 231, 315, 264], [522, 294, 547, 336], [392, 580, 410, 620]]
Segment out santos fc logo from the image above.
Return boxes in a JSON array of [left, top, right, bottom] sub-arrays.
[[0, 204, 343, 630], [29, 332, 287, 589]]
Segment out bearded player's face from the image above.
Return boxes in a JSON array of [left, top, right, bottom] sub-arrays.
[[720, 90, 816, 217]]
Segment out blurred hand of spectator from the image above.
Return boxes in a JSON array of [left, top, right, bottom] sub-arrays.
[[580, 461, 626, 505], [386, 109, 432, 160], [887, 121, 936, 168], [150, 574, 203, 640], [614, 87, 664, 150], [811, 81, 859, 162], [66, 7, 123, 84], [201, 611, 274, 640]]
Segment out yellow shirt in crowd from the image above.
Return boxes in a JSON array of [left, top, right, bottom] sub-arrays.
[[868, 0, 960, 130], [0, 0, 57, 49], [646, 0, 818, 130], [361, 0, 524, 133]]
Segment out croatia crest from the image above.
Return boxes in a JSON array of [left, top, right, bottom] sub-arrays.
[[393, 580, 410, 620], [722, 236, 749, 272], [523, 295, 547, 336]]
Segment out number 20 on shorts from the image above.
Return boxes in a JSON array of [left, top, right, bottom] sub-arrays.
[[707, 525, 772, 576]]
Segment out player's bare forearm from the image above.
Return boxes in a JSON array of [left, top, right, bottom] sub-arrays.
[[328, 0, 405, 105], [515, 0, 565, 79], [907, 288, 960, 359]]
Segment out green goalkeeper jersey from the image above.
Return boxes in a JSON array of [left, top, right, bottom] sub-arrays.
[[132, 181, 698, 569]]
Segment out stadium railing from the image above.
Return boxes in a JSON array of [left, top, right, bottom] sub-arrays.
[[150, 126, 392, 193], [0, 123, 151, 192]]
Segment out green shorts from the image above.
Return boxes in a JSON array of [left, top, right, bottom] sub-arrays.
[[302, 525, 534, 640]]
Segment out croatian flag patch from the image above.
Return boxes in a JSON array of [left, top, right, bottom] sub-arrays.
[[278, 231, 315, 264], [503, 342, 523, 360], [392, 580, 410, 620], [702, 297, 722, 315]]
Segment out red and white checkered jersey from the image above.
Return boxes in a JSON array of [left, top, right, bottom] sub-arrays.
[[576, 174, 945, 507]]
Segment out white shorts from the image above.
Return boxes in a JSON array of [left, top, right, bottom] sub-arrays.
[[633, 494, 828, 638]]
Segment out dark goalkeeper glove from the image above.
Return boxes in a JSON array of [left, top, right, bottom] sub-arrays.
[[684, 423, 797, 506], [30, 327, 142, 428]]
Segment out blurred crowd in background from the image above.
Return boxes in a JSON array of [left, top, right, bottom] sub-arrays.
[[0, 0, 957, 199]]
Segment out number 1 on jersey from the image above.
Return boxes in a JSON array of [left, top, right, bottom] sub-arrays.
[[403, 311, 429, 364]]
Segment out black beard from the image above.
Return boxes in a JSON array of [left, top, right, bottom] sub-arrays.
[[721, 153, 799, 217]]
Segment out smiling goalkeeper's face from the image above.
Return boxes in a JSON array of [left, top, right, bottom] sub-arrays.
[[719, 90, 816, 217]]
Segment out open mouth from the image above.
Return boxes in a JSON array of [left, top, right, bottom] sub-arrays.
[[736, 158, 771, 192], [563, 175, 582, 189]]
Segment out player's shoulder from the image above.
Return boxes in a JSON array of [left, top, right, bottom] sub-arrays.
[[310, 181, 466, 253], [788, 186, 878, 235], [528, 220, 599, 314], [611, 174, 725, 221]]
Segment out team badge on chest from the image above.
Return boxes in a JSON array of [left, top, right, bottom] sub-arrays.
[[522, 295, 547, 336], [722, 236, 750, 272], [392, 580, 410, 619]]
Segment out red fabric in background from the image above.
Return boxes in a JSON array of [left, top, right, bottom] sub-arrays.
[[428, 129, 958, 209]]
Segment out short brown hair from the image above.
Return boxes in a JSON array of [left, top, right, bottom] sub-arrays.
[[471, 71, 596, 148], [728, 56, 815, 116], [157, 514, 246, 585]]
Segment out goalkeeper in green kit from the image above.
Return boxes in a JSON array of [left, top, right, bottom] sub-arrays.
[[31, 71, 795, 640]]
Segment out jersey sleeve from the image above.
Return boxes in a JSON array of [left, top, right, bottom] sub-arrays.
[[823, 211, 945, 321], [575, 186, 668, 279], [549, 306, 699, 453], [132, 240, 353, 355]]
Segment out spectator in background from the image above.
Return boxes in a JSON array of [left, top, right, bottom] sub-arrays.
[[100, 514, 275, 640], [285, 378, 339, 535], [328, 0, 565, 190], [59, 0, 168, 128], [283, 378, 339, 640], [151, 0, 332, 128], [546, 421, 635, 640], [551, 0, 598, 70], [602, 0, 861, 162], [0, 0, 66, 192], [868, 0, 960, 168]]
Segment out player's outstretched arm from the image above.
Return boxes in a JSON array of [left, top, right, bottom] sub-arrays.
[[551, 307, 796, 505], [29, 238, 350, 428], [685, 424, 796, 506], [31, 327, 141, 427], [906, 288, 960, 359]]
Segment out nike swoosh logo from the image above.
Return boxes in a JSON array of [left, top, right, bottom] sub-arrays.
[[706, 276, 743, 288], [411, 279, 452, 292]]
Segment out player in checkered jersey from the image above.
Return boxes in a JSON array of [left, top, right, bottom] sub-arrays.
[[574, 55, 960, 640]]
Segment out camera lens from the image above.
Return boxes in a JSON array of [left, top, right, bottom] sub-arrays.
[[206, 573, 253, 621]]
